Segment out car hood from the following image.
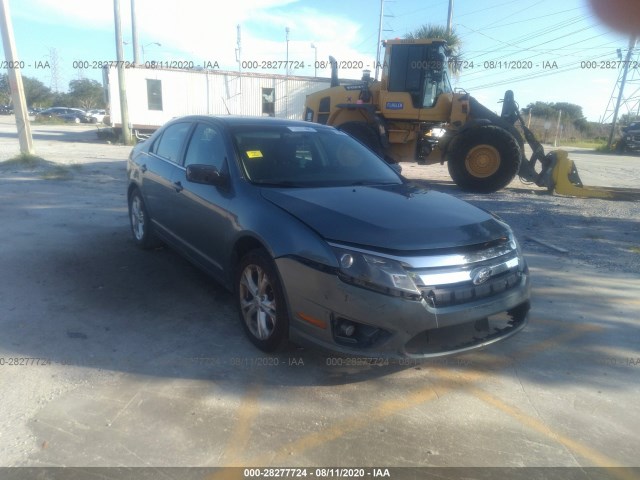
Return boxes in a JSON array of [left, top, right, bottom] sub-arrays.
[[260, 183, 509, 251]]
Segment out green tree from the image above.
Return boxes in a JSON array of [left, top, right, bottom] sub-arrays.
[[405, 24, 463, 73], [0, 74, 10, 105], [553, 102, 584, 121], [522, 101, 556, 118], [22, 76, 53, 107], [522, 100, 591, 135], [0, 73, 53, 107], [67, 78, 104, 110]]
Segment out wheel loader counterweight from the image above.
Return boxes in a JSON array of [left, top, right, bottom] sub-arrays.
[[303, 38, 637, 199]]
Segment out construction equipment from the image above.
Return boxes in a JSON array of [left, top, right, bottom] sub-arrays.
[[303, 38, 636, 199]]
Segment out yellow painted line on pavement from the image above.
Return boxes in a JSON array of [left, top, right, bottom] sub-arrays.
[[229, 320, 604, 468], [468, 387, 639, 480], [219, 382, 263, 467], [613, 297, 640, 307]]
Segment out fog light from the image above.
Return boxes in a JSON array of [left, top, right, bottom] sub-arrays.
[[339, 321, 356, 337], [339, 254, 354, 269]]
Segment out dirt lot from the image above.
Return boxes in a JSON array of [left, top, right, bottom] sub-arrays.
[[0, 117, 639, 478]]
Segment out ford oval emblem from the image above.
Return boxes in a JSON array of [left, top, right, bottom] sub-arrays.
[[472, 267, 492, 285]]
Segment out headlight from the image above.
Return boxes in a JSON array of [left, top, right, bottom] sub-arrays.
[[331, 246, 421, 298]]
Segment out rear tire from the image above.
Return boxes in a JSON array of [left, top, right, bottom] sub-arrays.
[[128, 188, 162, 249], [447, 125, 521, 193]]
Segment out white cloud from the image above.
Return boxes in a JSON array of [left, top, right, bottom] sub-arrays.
[[14, 0, 375, 78]]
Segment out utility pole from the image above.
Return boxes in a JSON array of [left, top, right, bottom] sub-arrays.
[[375, 0, 384, 80], [607, 35, 637, 150], [0, 0, 34, 155], [553, 110, 562, 147], [285, 27, 289, 118], [235, 24, 241, 74], [47, 47, 60, 93], [130, 0, 140, 65], [113, 0, 133, 145], [375, 0, 394, 80], [311, 43, 317, 77], [447, 0, 454, 35]]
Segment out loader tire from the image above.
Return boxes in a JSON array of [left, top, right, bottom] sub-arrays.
[[338, 122, 385, 159], [447, 125, 521, 193]]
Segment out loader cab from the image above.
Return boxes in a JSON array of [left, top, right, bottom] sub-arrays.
[[383, 39, 453, 110]]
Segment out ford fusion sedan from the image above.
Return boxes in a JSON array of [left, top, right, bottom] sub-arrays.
[[127, 115, 530, 358]]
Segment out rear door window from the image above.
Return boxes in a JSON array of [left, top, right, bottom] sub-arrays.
[[153, 122, 192, 164]]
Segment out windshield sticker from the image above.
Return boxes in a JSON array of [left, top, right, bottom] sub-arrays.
[[287, 126, 317, 132], [245, 150, 263, 159]]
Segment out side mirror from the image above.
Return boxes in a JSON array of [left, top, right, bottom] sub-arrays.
[[186, 164, 226, 186]]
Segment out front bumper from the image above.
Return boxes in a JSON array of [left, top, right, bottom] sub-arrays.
[[276, 256, 530, 359]]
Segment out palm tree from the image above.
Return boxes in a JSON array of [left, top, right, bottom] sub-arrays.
[[405, 24, 463, 75]]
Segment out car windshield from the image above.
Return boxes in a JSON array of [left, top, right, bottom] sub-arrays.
[[231, 125, 402, 187]]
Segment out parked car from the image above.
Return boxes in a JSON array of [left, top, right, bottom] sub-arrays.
[[86, 109, 106, 124], [616, 122, 640, 154], [35, 107, 90, 123], [0, 105, 13, 115], [127, 116, 530, 358], [58, 108, 91, 124]]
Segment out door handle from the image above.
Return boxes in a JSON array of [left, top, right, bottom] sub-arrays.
[[140, 164, 147, 173], [173, 180, 184, 193]]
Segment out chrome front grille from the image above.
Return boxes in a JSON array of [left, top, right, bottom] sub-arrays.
[[407, 238, 525, 308], [419, 270, 522, 308]]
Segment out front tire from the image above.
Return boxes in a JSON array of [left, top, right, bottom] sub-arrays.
[[236, 249, 288, 352], [447, 125, 521, 193]]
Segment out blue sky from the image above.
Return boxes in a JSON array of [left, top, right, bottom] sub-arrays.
[[4, 0, 636, 121]]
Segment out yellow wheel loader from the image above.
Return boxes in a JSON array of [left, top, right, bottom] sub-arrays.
[[303, 38, 635, 199]]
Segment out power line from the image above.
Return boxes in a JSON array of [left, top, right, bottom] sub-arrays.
[[462, 51, 614, 91], [473, 0, 547, 31], [454, 19, 614, 84], [455, 0, 524, 19], [458, 6, 586, 35]]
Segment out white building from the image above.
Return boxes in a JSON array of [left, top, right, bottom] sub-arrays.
[[103, 67, 355, 132]]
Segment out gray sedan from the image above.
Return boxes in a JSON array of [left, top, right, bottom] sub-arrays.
[[127, 115, 530, 358]]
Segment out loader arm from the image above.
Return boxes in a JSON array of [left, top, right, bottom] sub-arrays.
[[507, 93, 638, 200]]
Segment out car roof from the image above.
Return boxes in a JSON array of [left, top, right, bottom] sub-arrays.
[[166, 115, 335, 130]]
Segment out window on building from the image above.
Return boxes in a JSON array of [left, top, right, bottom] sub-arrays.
[[147, 79, 163, 111], [262, 88, 275, 117]]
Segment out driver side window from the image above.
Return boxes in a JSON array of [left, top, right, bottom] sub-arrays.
[[184, 123, 226, 170]]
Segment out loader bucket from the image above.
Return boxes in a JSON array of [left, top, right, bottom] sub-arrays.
[[551, 150, 640, 201]]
